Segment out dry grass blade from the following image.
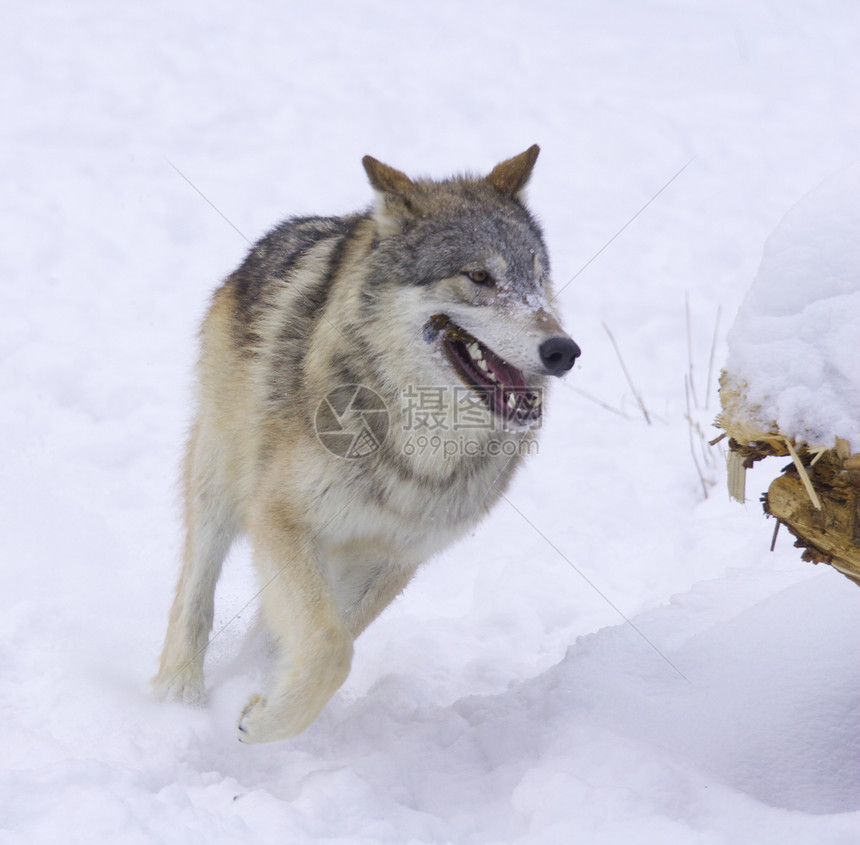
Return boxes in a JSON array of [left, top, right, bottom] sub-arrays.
[[602, 322, 652, 425], [685, 293, 698, 411], [783, 437, 822, 510], [566, 384, 635, 419], [705, 305, 722, 411]]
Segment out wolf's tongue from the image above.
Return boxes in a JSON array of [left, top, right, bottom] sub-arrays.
[[486, 354, 526, 390]]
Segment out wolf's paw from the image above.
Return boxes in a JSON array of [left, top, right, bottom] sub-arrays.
[[151, 667, 206, 706], [238, 694, 279, 743], [237, 694, 297, 744], [237, 689, 328, 744], [237, 633, 353, 743]]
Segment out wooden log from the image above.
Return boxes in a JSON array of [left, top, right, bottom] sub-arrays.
[[764, 450, 860, 588], [717, 371, 860, 588]]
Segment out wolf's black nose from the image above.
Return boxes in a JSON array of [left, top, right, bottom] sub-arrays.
[[539, 337, 580, 375]]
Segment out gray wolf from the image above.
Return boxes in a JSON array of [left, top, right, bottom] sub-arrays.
[[153, 146, 580, 743]]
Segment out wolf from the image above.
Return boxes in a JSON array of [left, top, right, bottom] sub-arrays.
[[153, 145, 580, 743]]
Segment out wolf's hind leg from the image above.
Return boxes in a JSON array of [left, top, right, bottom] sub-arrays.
[[237, 506, 353, 743], [153, 428, 237, 704]]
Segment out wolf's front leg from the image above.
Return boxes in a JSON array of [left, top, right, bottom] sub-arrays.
[[237, 506, 353, 743]]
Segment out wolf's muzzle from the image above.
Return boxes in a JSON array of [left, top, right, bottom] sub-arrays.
[[539, 337, 581, 375]]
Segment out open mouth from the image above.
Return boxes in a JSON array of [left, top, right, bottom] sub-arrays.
[[426, 314, 542, 427]]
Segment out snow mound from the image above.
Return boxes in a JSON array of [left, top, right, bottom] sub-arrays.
[[722, 163, 860, 449]]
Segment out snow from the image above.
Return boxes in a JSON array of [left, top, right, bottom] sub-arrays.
[[3, 1, 860, 842], [723, 162, 860, 448]]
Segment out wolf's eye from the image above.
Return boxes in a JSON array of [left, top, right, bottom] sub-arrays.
[[465, 270, 493, 287]]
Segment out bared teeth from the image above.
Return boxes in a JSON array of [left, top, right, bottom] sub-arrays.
[[440, 320, 542, 423]]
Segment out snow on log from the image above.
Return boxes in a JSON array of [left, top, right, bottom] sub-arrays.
[[717, 164, 860, 586]]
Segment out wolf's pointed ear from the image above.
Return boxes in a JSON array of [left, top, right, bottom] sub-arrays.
[[362, 156, 414, 196], [362, 155, 416, 235], [486, 145, 540, 199]]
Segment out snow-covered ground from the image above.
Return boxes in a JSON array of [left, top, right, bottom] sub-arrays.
[[3, 2, 860, 842]]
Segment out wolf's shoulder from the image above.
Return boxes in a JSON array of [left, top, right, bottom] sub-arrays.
[[234, 213, 364, 285], [225, 212, 367, 320]]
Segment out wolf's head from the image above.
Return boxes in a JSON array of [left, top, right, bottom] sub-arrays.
[[360, 146, 579, 429]]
